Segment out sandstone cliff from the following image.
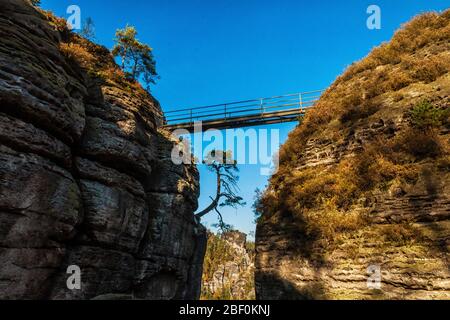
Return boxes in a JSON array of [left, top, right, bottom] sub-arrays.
[[0, 0, 206, 299], [201, 231, 255, 300], [256, 11, 450, 299]]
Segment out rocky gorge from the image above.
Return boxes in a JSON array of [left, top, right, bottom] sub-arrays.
[[0, 0, 206, 300], [1, 0, 449, 302]]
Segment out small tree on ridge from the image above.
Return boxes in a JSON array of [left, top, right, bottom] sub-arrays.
[[112, 25, 158, 90]]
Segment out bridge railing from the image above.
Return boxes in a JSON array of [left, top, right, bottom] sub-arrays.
[[164, 90, 324, 126]]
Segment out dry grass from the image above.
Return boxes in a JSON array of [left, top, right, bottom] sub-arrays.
[[41, 10, 68, 32], [59, 42, 95, 69], [403, 54, 450, 83], [379, 223, 419, 245], [302, 209, 366, 243], [38, 8, 152, 99], [59, 34, 152, 99], [395, 128, 444, 160], [265, 101, 447, 254]]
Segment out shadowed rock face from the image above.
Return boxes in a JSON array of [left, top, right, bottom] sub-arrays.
[[0, 0, 206, 300]]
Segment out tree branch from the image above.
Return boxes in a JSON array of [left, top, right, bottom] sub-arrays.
[[195, 150, 244, 229]]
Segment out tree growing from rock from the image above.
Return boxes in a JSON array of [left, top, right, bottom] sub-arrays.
[[196, 150, 245, 232], [112, 25, 158, 90]]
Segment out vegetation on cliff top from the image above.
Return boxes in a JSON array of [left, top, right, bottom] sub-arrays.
[[38, 7, 158, 101], [280, 10, 449, 166], [201, 231, 255, 300]]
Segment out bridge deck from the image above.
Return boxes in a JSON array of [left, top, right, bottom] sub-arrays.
[[162, 90, 323, 132]]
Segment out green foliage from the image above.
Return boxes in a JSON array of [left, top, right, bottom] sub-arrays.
[[410, 100, 449, 131], [112, 25, 158, 90], [206, 150, 245, 209]]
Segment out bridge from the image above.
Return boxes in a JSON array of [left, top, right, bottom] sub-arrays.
[[162, 90, 324, 132]]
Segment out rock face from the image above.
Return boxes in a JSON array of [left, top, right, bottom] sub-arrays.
[[256, 11, 450, 299], [201, 231, 255, 300], [0, 0, 206, 300]]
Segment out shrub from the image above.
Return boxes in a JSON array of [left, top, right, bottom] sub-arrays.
[[437, 156, 450, 171], [42, 11, 68, 32], [287, 169, 338, 210], [385, 71, 413, 91], [303, 209, 365, 242], [59, 42, 94, 70], [409, 100, 449, 130], [371, 43, 403, 66], [391, 12, 449, 52], [340, 100, 379, 123], [396, 128, 443, 159]]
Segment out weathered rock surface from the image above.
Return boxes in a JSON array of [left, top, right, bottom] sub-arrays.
[[0, 0, 206, 300], [256, 11, 450, 300]]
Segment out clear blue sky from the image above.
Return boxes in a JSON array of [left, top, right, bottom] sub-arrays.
[[42, 0, 449, 238]]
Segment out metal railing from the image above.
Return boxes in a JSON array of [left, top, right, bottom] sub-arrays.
[[163, 90, 324, 127]]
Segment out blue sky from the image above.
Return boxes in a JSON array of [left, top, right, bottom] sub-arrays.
[[42, 0, 449, 238]]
